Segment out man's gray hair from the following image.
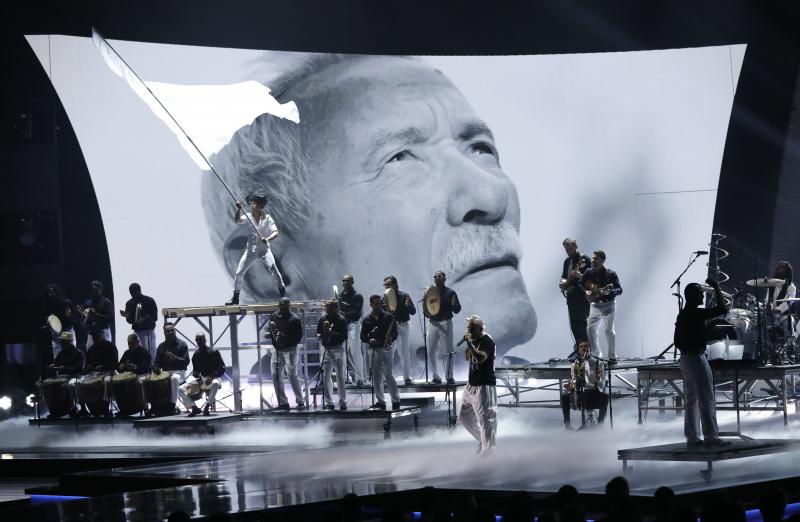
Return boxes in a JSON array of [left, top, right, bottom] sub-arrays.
[[467, 314, 485, 332], [202, 52, 418, 261]]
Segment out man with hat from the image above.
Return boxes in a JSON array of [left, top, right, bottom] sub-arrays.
[[225, 191, 286, 305]]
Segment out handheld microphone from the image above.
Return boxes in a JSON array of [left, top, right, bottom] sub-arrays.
[[457, 335, 468, 347], [693, 251, 709, 255]]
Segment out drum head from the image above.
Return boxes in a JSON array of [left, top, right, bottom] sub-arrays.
[[47, 314, 62, 334], [423, 286, 441, 317], [384, 288, 398, 312], [112, 371, 137, 383], [332, 285, 339, 300]]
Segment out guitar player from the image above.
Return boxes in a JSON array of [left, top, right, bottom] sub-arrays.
[[559, 238, 592, 348], [581, 250, 623, 364]]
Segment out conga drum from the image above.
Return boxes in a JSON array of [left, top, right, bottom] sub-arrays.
[[79, 371, 110, 416], [143, 371, 173, 414], [42, 377, 73, 418], [112, 372, 144, 416]]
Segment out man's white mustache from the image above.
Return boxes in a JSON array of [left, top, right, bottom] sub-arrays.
[[438, 222, 522, 282]]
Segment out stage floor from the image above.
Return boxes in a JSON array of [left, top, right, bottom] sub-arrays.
[[3, 395, 800, 520]]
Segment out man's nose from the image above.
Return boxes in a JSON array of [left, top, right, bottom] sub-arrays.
[[444, 153, 510, 226]]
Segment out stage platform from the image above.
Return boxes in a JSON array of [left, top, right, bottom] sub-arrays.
[[619, 436, 800, 481], [28, 416, 136, 428], [636, 361, 800, 425], [495, 358, 648, 409], [341, 381, 465, 425], [133, 412, 245, 433], [257, 405, 422, 436]]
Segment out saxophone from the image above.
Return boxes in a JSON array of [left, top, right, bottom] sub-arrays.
[[383, 316, 395, 348], [570, 357, 586, 410]]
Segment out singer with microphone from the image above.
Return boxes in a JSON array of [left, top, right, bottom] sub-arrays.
[[361, 295, 400, 410], [460, 315, 497, 456], [581, 250, 623, 364]]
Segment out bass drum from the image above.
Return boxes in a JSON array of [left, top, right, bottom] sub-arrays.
[[112, 372, 144, 416], [423, 286, 440, 317], [42, 377, 73, 418]]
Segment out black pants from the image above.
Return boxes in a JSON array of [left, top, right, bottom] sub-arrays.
[[560, 389, 608, 424], [566, 296, 590, 343]]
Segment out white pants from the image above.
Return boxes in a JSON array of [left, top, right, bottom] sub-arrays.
[[321, 344, 347, 407], [679, 352, 719, 442], [426, 319, 454, 381], [461, 384, 497, 453], [233, 247, 285, 292], [395, 322, 412, 381], [177, 375, 221, 409], [347, 322, 365, 383], [370, 347, 399, 405], [136, 329, 157, 362], [587, 301, 616, 359], [86, 328, 112, 350], [167, 370, 186, 404], [51, 327, 76, 359], [271, 346, 305, 407]]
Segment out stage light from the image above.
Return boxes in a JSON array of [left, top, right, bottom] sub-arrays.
[[25, 394, 36, 408], [0, 396, 11, 411]]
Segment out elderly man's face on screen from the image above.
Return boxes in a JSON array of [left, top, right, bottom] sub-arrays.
[[210, 56, 536, 351]]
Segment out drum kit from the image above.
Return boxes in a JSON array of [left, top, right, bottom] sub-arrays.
[[713, 276, 800, 365]]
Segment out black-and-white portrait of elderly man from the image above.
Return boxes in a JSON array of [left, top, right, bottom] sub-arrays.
[[203, 54, 537, 354]]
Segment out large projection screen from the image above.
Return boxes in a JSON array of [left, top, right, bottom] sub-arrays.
[[26, 35, 745, 365]]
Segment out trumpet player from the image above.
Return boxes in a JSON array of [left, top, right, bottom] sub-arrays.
[[560, 339, 608, 429], [383, 276, 416, 385], [268, 297, 306, 410], [459, 315, 497, 455], [361, 295, 400, 410], [120, 283, 158, 361], [425, 271, 461, 384], [178, 333, 225, 416], [316, 300, 349, 410]]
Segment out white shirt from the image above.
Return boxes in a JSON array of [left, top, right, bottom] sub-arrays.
[[239, 211, 278, 252], [571, 357, 606, 390], [767, 282, 796, 313]]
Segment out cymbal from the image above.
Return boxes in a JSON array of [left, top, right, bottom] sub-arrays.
[[776, 297, 800, 302], [745, 277, 785, 288]]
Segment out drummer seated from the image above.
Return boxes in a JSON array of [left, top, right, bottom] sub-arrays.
[[153, 323, 190, 409], [560, 340, 608, 429], [47, 331, 85, 418], [119, 333, 152, 378], [178, 333, 225, 416], [79, 326, 119, 413]]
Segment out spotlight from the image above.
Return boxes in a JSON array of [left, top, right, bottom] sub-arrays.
[[26, 394, 36, 408], [0, 396, 11, 411]]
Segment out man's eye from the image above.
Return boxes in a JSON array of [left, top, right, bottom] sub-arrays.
[[468, 142, 497, 156], [387, 150, 413, 163]]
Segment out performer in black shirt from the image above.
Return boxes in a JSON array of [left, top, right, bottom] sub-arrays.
[[268, 297, 306, 410], [559, 238, 591, 346], [339, 274, 365, 386], [581, 251, 623, 363], [80, 280, 115, 349], [78, 325, 119, 416], [674, 278, 729, 447], [459, 315, 497, 455], [178, 333, 226, 416], [425, 271, 462, 384], [153, 322, 190, 407], [316, 300, 349, 410], [361, 295, 400, 410], [120, 283, 159, 361], [119, 333, 152, 375], [47, 331, 85, 417], [43, 283, 80, 359], [383, 276, 417, 385]]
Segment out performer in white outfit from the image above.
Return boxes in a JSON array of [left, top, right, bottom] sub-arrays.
[[674, 278, 730, 447], [226, 192, 286, 305], [581, 250, 623, 363], [460, 315, 497, 455]]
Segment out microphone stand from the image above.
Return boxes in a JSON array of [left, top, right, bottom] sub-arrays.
[[418, 299, 430, 383], [588, 353, 614, 429], [667, 252, 704, 361]]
